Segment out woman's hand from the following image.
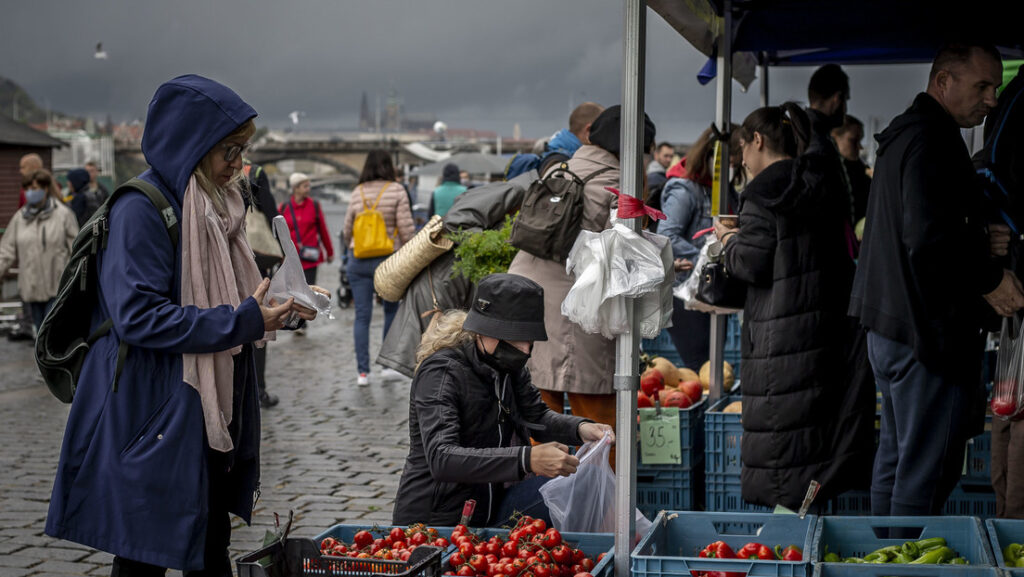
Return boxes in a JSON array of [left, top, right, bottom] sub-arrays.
[[288, 285, 332, 321], [579, 422, 615, 444], [252, 278, 294, 331], [713, 218, 740, 245], [673, 258, 694, 273], [531, 442, 580, 477]]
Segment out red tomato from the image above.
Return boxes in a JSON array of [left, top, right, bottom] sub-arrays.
[[551, 545, 573, 565], [455, 524, 469, 534], [320, 537, 338, 551], [512, 558, 528, 574], [532, 564, 552, 577], [580, 558, 595, 572], [390, 527, 406, 541], [638, 391, 654, 408], [450, 553, 466, 568], [536, 551, 552, 564], [570, 564, 584, 574], [664, 390, 692, 408], [435, 537, 451, 548], [331, 544, 348, 556], [993, 395, 1018, 417], [353, 530, 374, 550], [460, 543, 475, 557], [572, 549, 585, 563], [531, 519, 547, 532], [457, 566, 476, 577], [527, 556, 539, 566], [392, 539, 407, 550], [486, 541, 501, 556], [574, 573, 594, 577], [401, 550, 411, 562], [371, 538, 386, 554], [503, 541, 518, 558], [469, 554, 489, 574], [475, 543, 487, 555], [356, 552, 371, 559], [486, 554, 499, 565], [410, 532, 428, 546], [499, 557, 513, 565], [540, 528, 562, 549], [517, 549, 532, 560]]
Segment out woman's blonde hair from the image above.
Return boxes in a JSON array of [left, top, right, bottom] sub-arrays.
[[193, 119, 256, 213], [416, 310, 475, 368]]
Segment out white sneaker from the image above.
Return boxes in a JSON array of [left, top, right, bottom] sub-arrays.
[[357, 373, 370, 386], [380, 368, 407, 381]]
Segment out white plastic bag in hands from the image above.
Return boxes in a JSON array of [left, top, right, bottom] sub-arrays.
[[540, 432, 616, 533], [269, 216, 333, 321]]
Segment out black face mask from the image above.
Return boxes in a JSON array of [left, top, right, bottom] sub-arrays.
[[480, 340, 531, 374]]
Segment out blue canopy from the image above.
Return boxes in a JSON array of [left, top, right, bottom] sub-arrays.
[[648, 0, 1024, 85]]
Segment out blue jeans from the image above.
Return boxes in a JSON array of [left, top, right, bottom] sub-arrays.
[[27, 299, 54, 330], [346, 249, 398, 374], [868, 331, 970, 516], [492, 475, 553, 528]]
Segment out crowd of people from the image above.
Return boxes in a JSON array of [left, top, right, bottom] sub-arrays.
[[0, 38, 1013, 576]]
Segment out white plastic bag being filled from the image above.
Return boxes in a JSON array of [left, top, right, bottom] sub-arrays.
[[269, 216, 333, 320], [539, 433, 655, 545]]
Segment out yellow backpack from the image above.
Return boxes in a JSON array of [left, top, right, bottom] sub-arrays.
[[352, 182, 395, 258]]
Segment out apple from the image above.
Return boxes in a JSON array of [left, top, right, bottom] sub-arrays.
[[678, 380, 703, 403], [637, 391, 654, 408]]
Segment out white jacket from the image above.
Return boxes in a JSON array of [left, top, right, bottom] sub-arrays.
[[0, 200, 79, 302]]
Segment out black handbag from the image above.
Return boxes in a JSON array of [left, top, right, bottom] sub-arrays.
[[697, 242, 746, 309]]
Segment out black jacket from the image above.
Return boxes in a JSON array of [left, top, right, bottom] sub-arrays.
[[724, 157, 875, 509], [393, 341, 587, 526], [849, 93, 1002, 375]]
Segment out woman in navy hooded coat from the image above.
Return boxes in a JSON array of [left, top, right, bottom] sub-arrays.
[[45, 75, 312, 575]]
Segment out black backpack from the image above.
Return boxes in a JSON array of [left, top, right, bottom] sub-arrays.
[[35, 178, 179, 403], [509, 163, 613, 263]]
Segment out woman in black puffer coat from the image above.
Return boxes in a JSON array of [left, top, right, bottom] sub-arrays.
[[713, 103, 875, 511]]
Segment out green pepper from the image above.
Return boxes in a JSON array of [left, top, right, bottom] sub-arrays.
[[901, 541, 920, 558], [909, 546, 954, 564], [1016, 557, 1024, 568], [843, 557, 867, 563], [913, 537, 947, 551], [892, 553, 914, 564], [866, 545, 902, 558], [949, 557, 969, 565], [1005, 543, 1023, 563], [824, 552, 840, 563], [863, 551, 887, 563]]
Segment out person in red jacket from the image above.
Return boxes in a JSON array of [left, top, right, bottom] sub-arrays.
[[279, 172, 334, 288]]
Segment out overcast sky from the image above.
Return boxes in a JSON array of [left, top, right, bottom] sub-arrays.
[[0, 0, 931, 143]]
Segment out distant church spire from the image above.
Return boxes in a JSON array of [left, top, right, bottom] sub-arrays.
[[359, 91, 372, 131]]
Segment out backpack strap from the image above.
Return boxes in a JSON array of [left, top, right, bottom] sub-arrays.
[[362, 182, 389, 211], [97, 178, 179, 393], [581, 166, 615, 185]]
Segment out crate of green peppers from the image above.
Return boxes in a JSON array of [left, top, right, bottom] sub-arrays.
[[812, 516, 995, 567], [986, 518, 1024, 572]]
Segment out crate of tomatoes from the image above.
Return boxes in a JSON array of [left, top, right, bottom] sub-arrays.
[[442, 515, 613, 577], [237, 522, 444, 577]]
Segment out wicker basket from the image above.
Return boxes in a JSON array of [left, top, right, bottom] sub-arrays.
[[374, 215, 454, 302]]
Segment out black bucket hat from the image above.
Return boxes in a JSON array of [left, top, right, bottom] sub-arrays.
[[463, 273, 548, 342]]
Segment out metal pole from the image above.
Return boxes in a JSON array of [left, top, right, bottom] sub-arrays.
[[709, 0, 733, 404], [759, 56, 769, 107], [615, 1, 644, 575]]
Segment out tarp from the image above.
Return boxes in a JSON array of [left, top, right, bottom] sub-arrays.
[[411, 152, 508, 176], [648, 0, 1024, 82]]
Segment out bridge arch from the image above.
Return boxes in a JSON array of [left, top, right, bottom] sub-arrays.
[[247, 153, 362, 178]]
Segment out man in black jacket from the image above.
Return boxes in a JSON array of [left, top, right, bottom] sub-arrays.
[[850, 43, 1024, 516]]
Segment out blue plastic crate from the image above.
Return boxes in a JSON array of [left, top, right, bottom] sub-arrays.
[[642, 329, 686, 368], [637, 460, 704, 518], [442, 528, 614, 577], [705, 471, 770, 514], [631, 511, 816, 577], [963, 421, 992, 486], [986, 518, 1024, 573], [812, 516, 996, 566], [705, 395, 744, 476], [945, 484, 998, 519], [832, 490, 873, 516], [813, 564, 1002, 577]]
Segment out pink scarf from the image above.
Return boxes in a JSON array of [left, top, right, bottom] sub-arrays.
[[180, 175, 268, 452]]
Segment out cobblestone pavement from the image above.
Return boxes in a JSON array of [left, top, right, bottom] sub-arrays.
[[0, 203, 414, 576]]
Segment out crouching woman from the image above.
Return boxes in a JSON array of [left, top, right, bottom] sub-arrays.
[[393, 273, 614, 527]]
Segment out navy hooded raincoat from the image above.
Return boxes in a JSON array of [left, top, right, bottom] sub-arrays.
[[45, 75, 266, 570]]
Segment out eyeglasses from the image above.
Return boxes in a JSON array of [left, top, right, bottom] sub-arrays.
[[220, 142, 251, 162]]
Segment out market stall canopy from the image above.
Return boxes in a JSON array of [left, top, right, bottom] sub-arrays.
[[648, 0, 1024, 85], [411, 152, 508, 176]]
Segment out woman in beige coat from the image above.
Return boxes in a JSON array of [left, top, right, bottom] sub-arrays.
[[508, 105, 656, 465], [342, 149, 416, 385], [0, 169, 79, 329]]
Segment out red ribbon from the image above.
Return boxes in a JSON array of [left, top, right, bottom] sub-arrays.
[[605, 187, 667, 221]]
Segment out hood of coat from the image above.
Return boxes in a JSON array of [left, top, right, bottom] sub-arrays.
[[547, 128, 582, 158], [141, 74, 257, 202], [875, 92, 956, 157], [740, 157, 819, 215]]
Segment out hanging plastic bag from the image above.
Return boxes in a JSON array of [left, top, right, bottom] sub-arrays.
[[637, 231, 674, 338], [540, 433, 616, 533], [674, 232, 742, 315], [992, 315, 1024, 421], [269, 216, 333, 323]]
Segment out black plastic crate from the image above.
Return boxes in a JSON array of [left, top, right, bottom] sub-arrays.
[[236, 538, 442, 577]]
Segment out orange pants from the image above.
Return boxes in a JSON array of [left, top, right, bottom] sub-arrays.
[[538, 389, 617, 470]]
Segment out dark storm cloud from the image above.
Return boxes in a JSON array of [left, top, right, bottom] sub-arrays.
[[1, 1, 929, 143]]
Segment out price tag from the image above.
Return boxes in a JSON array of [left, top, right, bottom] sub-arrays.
[[639, 407, 682, 465]]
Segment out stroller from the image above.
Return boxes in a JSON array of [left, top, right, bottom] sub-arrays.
[[336, 253, 353, 309]]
